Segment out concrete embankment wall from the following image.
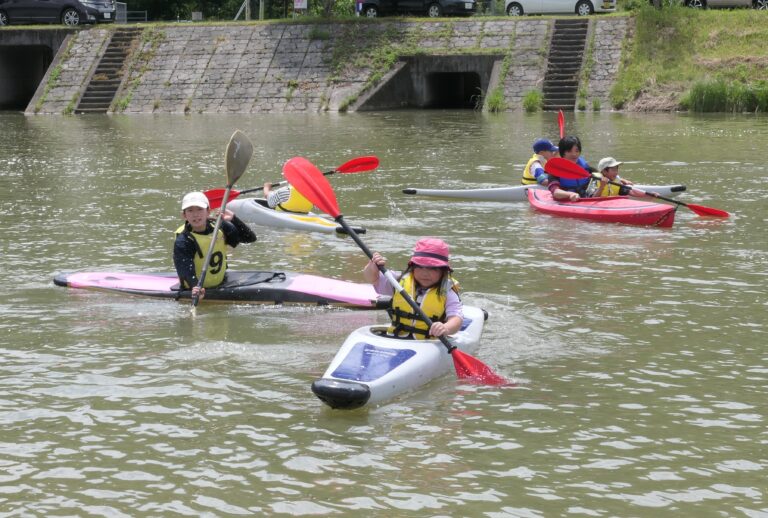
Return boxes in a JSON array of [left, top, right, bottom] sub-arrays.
[[25, 17, 630, 115]]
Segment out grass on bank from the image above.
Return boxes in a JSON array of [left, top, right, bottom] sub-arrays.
[[612, 5, 768, 112]]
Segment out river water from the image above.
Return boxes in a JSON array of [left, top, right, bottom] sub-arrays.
[[0, 111, 765, 516]]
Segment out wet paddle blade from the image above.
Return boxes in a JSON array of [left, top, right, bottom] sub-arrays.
[[283, 157, 340, 217], [544, 157, 592, 180], [558, 110, 565, 139], [225, 130, 254, 187], [686, 203, 730, 218], [336, 155, 379, 174], [205, 188, 241, 210], [452, 349, 509, 386]]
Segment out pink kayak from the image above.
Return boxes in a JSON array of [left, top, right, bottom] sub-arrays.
[[527, 189, 676, 228]]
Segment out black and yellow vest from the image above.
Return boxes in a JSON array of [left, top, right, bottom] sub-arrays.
[[175, 223, 228, 288]]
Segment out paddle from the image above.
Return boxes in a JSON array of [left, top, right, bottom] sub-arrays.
[[191, 130, 254, 311], [544, 157, 730, 218], [558, 109, 565, 139], [282, 156, 508, 386], [204, 155, 379, 210]]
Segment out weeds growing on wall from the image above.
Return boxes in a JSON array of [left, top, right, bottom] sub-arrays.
[[522, 90, 543, 112], [113, 28, 165, 112]]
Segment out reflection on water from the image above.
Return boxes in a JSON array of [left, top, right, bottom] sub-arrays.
[[0, 111, 766, 515]]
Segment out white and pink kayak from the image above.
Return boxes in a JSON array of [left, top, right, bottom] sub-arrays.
[[53, 270, 390, 309]]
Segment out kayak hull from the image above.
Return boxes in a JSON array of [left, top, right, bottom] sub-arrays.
[[228, 198, 365, 235], [527, 189, 677, 227], [402, 183, 686, 202], [312, 306, 488, 409], [53, 270, 390, 309]]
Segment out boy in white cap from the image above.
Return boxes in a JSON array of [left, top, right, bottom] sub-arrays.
[[589, 157, 657, 198], [173, 191, 257, 300]]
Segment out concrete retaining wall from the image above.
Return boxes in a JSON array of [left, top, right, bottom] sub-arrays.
[[25, 18, 630, 114]]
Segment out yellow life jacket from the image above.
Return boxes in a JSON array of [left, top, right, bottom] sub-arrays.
[[387, 272, 459, 339], [588, 173, 623, 197], [175, 224, 228, 288], [275, 186, 313, 213], [522, 154, 545, 185]]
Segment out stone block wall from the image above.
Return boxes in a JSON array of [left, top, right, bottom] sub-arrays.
[[28, 17, 630, 115]]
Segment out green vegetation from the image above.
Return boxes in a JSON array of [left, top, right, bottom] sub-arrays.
[[522, 90, 543, 112], [612, 5, 768, 112], [113, 28, 165, 113], [485, 88, 507, 112], [34, 36, 76, 113]]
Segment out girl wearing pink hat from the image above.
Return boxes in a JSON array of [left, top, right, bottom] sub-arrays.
[[363, 238, 463, 339]]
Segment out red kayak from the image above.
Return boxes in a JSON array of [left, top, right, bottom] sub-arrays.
[[527, 189, 676, 228]]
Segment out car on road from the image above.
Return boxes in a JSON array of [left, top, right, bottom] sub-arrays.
[[504, 0, 616, 15], [0, 0, 116, 26], [360, 0, 478, 17]]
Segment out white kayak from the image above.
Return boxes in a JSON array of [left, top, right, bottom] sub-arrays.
[[311, 305, 488, 409], [228, 198, 366, 235], [402, 183, 687, 202]]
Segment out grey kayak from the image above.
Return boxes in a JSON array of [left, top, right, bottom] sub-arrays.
[[402, 183, 686, 202]]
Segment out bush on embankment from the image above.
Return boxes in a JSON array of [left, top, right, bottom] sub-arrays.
[[612, 4, 768, 112]]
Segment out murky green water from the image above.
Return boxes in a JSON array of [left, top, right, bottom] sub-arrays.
[[1, 111, 765, 516]]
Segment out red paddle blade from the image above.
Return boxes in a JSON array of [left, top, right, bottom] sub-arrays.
[[687, 203, 730, 218], [544, 157, 591, 180], [283, 157, 341, 218], [336, 155, 379, 174], [204, 188, 242, 210], [558, 110, 565, 139], [452, 349, 509, 386]]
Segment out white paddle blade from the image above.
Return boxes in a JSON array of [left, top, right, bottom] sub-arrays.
[[225, 130, 254, 187]]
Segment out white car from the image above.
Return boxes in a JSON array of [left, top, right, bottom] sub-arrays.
[[505, 0, 616, 15]]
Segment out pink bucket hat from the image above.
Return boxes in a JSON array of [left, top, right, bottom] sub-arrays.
[[408, 238, 451, 270]]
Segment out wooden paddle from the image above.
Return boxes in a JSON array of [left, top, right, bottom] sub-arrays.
[[282, 156, 508, 386], [544, 157, 730, 218], [204, 155, 379, 210], [191, 130, 254, 312]]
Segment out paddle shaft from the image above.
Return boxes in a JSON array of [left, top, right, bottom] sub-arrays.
[[247, 170, 338, 197], [335, 216, 457, 353], [588, 175, 691, 207]]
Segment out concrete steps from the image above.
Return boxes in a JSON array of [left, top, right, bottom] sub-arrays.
[[542, 19, 588, 112], [75, 28, 142, 114]]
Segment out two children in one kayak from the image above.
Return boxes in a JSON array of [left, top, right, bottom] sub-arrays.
[[363, 238, 463, 340], [173, 191, 256, 301]]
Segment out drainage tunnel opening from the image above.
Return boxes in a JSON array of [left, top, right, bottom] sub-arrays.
[[0, 45, 53, 110], [425, 72, 481, 109]]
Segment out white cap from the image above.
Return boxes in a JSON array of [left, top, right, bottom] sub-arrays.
[[181, 191, 209, 210], [597, 157, 623, 172]]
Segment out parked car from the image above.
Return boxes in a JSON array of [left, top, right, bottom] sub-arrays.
[[360, 0, 478, 17], [682, 0, 768, 8], [504, 0, 616, 15], [0, 0, 116, 26]]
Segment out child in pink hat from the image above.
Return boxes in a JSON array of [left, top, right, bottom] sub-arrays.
[[363, 238, 463, 339]]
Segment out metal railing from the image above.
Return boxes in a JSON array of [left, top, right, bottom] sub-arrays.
[[115, 2, 148, 23]]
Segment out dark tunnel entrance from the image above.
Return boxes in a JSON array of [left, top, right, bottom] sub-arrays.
[[0, 45, 54, 110], [355, 54, 501, 111], [425, 72, 482, 109]]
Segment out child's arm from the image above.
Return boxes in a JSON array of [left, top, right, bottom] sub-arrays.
[[362, 251, 386, 284], [429, 315, 462, 338]]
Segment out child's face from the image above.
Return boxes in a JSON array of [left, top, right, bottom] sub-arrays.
[[183, 206, 210, 231], [413, 265, 444, 289], [540, 150, 556, 160], [603, 166, 619, 179]]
